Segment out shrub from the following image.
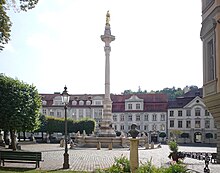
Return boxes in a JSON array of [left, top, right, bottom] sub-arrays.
[[95, 155, 130, 173]]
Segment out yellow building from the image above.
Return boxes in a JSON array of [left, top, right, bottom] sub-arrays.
[[200, 0, 220, 163]]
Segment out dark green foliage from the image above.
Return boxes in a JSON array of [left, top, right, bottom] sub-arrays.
[[121, 86, 199, 100], [159, 132, 166, 138], [181, 133, 189, 138], [0, 0, 39, 51], [96, 155, 188, 173], [115, 131, 121, 137], [0, 74, 41, 132], [96, 155, 130, 173], [168, 141, 178, 153], [162, 163, 187, 173], [137, 159, 161, 173], [0, 74, 41, 150], [35, 116, 95, 135]]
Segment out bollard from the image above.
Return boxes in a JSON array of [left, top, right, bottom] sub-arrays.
[[108, 142, 112, 150], [204, 153, 210, 173], [97, 142, 101, 150]]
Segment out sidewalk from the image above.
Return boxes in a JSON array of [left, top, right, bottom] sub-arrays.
[[1, 143, 220, 172]]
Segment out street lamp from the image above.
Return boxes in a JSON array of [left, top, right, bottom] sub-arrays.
[[61, 86, 70, 169]]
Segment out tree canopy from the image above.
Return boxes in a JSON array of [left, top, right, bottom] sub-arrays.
[[121, 85, 199, 100], [0, 0, 39, 51], [0, 74, 41, 149]]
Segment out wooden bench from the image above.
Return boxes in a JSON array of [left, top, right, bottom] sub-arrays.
[[0, 151, 42, 168]]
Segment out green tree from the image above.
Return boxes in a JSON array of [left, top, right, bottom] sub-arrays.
[[0, 0, 39, 51], [159, 132, 166, 142], [0, 74, 41, 150]]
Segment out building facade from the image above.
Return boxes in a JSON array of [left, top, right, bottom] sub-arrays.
[[111, 94, 168, 143], [201, 0, 220, 162], [40, 89, 217, 144], [168, 89, 217, 144]]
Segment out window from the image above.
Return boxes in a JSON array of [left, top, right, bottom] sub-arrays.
[[207, 39, 215, 81], [170, 110, 174, 117], [42, 109, 47, 115], [186, 110, 191, 116], [195, 108, 201, 116], [79, 100, 84, 105], [160, 124, 165, 131], [152, 114, 157, 121], [94, 100, 102, 105], [144, 125, 148, 131], [114, 125, 117, 130], [120, 114, 124, 121], [205, 110, 210, 116], [186, 121, 191, 128], [86, 109, 91, 118], [137, 125, 140, 130], [136, 103, 140, 110], [57, 111, 62, 118], [128, 125, 131, 130], [136, 115, 140, 121], [42, 100, 47, 105], [50, 111, 54, 116], [128, 104, 132, 110], [113, 115, 117, 121], [144, 114, 148, 121], [205, 120, 210, 128], [98, 109, 102, 116], [170, 120, 174, 128], [178, 121, 182, 128], [152, 124, 157, 131], [86, 100, 91, 105], [178, 110, 182, 117], [120, 125, 124, 130], [195, 121, 201, 128], [128, 114, 132, 121], [160, 114, 165, 121], [72, 100, 77, 105], [79, 109, 83, 118]]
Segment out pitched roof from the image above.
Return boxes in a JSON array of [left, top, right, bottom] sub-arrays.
[[168, 88, 203, 108]]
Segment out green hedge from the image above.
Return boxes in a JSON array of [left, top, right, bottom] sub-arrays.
[[35, 115, 95, 135]]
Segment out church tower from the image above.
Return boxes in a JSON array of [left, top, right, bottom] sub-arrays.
[[201, 0, 220, 163]]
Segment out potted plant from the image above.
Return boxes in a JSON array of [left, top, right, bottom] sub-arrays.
[[168, 141, 179, 162]]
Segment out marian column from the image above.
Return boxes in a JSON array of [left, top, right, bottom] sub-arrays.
[[98, 11, 116, 137]]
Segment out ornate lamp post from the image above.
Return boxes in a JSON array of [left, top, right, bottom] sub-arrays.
[[61, 86, 70, 169]]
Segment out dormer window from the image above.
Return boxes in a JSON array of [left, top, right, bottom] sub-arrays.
[[93, 100, 102, 105], [42, 100, 47, 105], [79, 100, 84, 105], [125, 95, 143, 111], [86, 100, 91, 105], [53, 96, 63, 105], [72, 100, 77, 105]]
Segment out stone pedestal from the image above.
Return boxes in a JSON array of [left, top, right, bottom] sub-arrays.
[[145, 143, 149, 149], [97, 142, 101, 150], [130, 138, 139, 173], [151, 142, 154, 149], [108, 142, 112, 150]]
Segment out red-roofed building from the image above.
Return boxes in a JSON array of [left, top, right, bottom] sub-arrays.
[[40, 93, 168, 143]]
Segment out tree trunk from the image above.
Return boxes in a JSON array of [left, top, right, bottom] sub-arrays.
[[10, 130, 17, 151], [23, 131, 26, 141]]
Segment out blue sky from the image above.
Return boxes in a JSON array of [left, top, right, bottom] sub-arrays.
[[1, 0, 202, 94]]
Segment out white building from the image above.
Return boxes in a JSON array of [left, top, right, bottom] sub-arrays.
[[168, 88, 217, 144]]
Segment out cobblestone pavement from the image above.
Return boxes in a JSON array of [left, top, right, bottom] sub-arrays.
[[1, 143, 220, 172]]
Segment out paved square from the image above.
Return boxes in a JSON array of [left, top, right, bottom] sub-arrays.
[[1, 143, 220, 172]]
